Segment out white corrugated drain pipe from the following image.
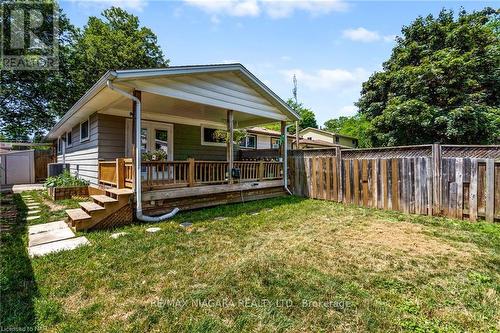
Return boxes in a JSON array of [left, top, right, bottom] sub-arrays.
[[283, 124, 293, 195], [106, 80, 179, 222]]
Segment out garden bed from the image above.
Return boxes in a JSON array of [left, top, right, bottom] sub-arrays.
[[47, 186, 89, 200]]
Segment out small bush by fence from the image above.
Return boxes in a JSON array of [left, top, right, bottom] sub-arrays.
[[288, 144, 499, 222]]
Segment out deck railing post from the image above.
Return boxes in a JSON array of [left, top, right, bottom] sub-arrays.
[[259, 160, 265, 181], [116, 158, 125, 189], [188, 158, 195, 187]]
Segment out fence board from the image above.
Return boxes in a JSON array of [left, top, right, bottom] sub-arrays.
[[287, 145, 498, 222]]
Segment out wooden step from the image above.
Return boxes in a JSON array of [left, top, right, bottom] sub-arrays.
[[79, 201, 105, 213], [106, 188, 134, 196], [66, 208, 91, 222], [91, 195, 118, 204]]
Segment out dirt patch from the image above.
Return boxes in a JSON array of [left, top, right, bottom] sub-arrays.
[[43, 199, 65, 211], [336, 220, 480, 259]]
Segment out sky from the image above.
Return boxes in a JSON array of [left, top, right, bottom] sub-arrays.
[[60, 0, 495, 126]]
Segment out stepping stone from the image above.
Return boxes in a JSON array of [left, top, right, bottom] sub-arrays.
[[28, 210, 40, 215], [28, 236, 90, 258], [146, 227, 161, 233], [214, 217, 227, 221], [29, 227, 75, 247], [110, 232, 127, 239], [249, 212, 259, 216], [26, 215, 40, 221], [28, 220, 67, 235], [25, 200, 35, 203], [27, 204, 40, 208], [179, 222, 193, 228]]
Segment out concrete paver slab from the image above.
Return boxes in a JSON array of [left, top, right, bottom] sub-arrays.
[[28, 237, 90, 257], [29, 228, 75, 247]]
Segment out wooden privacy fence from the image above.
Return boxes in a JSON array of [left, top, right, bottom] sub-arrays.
[[34, 149, 55, 181], [288, 145, 500, 222]]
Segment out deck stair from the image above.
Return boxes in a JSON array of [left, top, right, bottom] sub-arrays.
[[65, 188, 133, 231]]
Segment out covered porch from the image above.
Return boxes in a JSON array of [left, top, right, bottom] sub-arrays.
[[93, 65, 297, 211]]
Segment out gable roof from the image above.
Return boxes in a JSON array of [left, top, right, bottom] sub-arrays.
[[246, 127, 294, 138], [299, 127, 357, 140], [46, 63, 300, 140]]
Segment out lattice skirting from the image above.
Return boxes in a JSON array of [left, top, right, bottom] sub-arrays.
[[92, 204, 134, 230]]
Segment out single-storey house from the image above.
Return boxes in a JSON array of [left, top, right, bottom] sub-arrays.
[[240, 127, 294, 150], [45, 63, 300, 230], [292, 138, 345, 149], [299, 127, 358, 148]]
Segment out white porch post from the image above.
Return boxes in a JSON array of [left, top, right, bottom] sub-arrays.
[[227, 109, 234, 183], [61, 136, 66, 164], [132, 90, 141, 189]]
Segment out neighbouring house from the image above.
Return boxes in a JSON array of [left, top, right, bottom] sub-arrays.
[[299, 127, 358, 148], [239, 127, 294, 150], [45, 63, 300, 230], [292, 138, 344, 149]]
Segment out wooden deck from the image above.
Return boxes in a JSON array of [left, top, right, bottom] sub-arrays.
[[96, 158, 287, 215]]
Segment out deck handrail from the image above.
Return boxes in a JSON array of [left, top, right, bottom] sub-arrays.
[[98, 158, 284, 190]]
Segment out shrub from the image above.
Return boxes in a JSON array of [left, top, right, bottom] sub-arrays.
[[44, 170, 89, 188]]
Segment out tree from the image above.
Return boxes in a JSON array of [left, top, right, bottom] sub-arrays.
[[323, 114, 372, 147], [0, 1, 76, 140], [357, 8, 500, 146], [70, 7, 168, 99], [286, 98, 318, 132], [0, 5, 169, 141]]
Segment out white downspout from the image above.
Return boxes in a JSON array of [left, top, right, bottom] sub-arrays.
[[283, 124, 293, 195], [106, 80, 179, 222]]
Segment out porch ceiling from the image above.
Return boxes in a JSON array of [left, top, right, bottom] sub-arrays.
[[104, 89, 281, 128], [46, 64, 299, 140]]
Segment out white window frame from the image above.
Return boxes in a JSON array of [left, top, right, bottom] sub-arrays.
[[66, 130, 72, 148], [201, 125, 226, 147], [57, 137, 62, 154], [239, 134, 257, 149], [125, 119, 174, 160], [271, 137, 280, 149], [80, 118, 90, 142]]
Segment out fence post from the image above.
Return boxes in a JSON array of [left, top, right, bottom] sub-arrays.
[[188, 158, 195, 187], [116, 158, 125, 189], [336, 147, 343, 202], [258, 160, 265, 181], [432, 143, 441, 215]]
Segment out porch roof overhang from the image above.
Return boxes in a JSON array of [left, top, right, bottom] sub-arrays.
[[46, 63, 300, 140]]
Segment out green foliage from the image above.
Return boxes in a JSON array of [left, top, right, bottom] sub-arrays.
[[213, 129, 247, 145], [70, 7, 168, 100], [357, 8, 500, 146], [0, 1, 76, 141], [142, 149, 167, 161], [323, 114, 372, 147], [44, 170, 89, 188], [286, 98, 318, 133], [0, 5, 168, 140]]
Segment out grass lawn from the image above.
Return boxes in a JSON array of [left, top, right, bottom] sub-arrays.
[[1, 191, 499, 332]]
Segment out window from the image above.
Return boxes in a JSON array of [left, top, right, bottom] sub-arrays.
[[155, 129, 169, 153], [80, 119, 89, 142], [239, 135, 256, 149], [201, 126, 226, 146], [352, 139, 358, 147], [271, 137, 280, 149], [66, 130, 72, 147], [335, 136, 339, 143], [57, 137, 62, 154]]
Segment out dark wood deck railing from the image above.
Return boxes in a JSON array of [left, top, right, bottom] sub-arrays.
[[98, 158, 283, 190]]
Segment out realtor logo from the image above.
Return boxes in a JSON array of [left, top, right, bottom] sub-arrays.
[[1, 1, 59, 70]]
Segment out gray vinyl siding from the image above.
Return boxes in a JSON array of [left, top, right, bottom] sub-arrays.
[[57, 113, 99, 184], [97, 114, 126, 160], [174, 124, 227, 161], [56, 113, 126, 185]]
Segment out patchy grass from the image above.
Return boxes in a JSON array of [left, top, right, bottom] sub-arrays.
[[1, 193, 499, 332]]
